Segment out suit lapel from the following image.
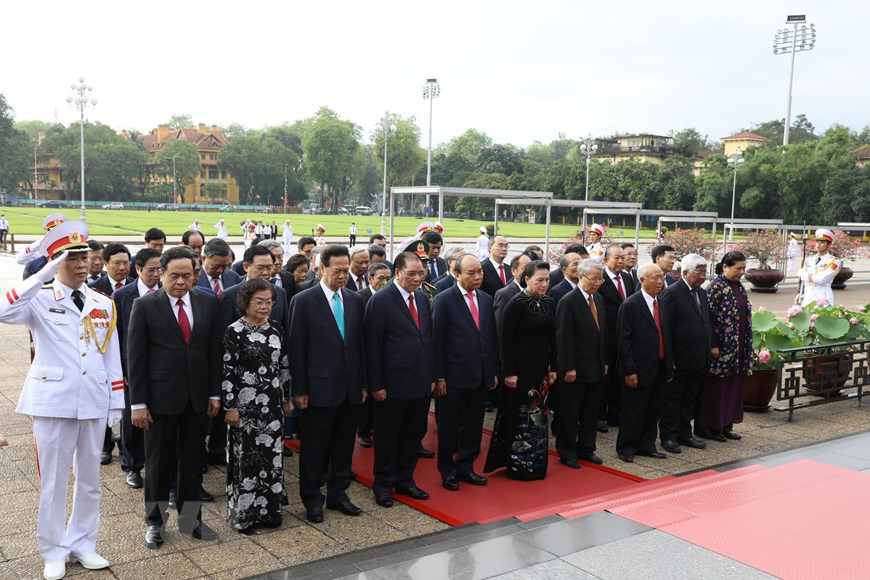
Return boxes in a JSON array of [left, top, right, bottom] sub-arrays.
[[314, 288, 344, 343], [577, 291, 600, 333], [190, 290, 204, 341], [636, 293, 658, 331], [155, 288, 186, 343], [389, 285, 418, 332], [452, 285, 480, 334]]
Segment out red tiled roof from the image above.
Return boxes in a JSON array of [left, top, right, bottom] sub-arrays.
[[721, 132, 769, 141], [854, 146, 870, 159]]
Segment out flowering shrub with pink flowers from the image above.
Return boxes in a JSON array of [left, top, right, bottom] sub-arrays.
[[658, 228, 717, 261], [732, 229, 786, 270]]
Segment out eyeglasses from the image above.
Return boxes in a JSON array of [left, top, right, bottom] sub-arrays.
[[373, 274, 392, 282], [400, 270, 426, 279], [582, 275, 604, 285]]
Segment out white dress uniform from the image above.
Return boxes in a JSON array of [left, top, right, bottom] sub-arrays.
[[799, 252, 840, 306], [476, 231, 490, 261], [189, 222, 202, 232], [787, 238, 799, 271], [587, 223, 606, 261], [0, 222, 123, 570], [214, 222, 228, 240], [282, 223, 294, 254]]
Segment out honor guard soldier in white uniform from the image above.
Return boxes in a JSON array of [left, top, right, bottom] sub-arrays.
[[16, 213, 66, 266], [0, 221, 124, 580], [798, 228, 841, 307], [587, 223, 606, 261]]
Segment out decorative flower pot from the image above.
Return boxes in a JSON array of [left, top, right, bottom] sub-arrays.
[[743, 369, 777, 412], [803, 354, 850, 397], [832, 266, 853, 290], [744, 268, 784, 293]]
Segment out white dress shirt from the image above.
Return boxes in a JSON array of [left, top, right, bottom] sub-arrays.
[[136, 278, 157, 297], [320, 280, 343, 307], [640, 289, 659, 318], [489, 258, 507, 280], [456, 282, 479, 315]]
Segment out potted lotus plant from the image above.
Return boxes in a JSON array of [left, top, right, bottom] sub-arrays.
[[746, 307, 794, 411], [735, 230, 786, 293]]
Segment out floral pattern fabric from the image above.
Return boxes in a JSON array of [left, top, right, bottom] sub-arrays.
[[222, 319, 290, 531], [706, 275, 754, 379]]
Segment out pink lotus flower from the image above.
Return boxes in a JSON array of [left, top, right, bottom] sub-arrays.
[[850, 317, 859, 326], [811, 314, 819, 322], [786, 305, 802, 318], [859, 305, 867, 313], [816, 296, 829, 307], [758, 349, 772, 364]]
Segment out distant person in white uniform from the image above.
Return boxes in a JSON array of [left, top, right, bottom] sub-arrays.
[[0, 221, 123, 580], [787, 233, 799, 271], [281, 220, 294, 254], [798, 228, 841, 307], [0, 213, 9, 247], [587, 223, 606, 262], [188, 219, 201, 232], [315, 224, 326, 246], [476, 226, 490, 261], [214, 219, 228, 240]]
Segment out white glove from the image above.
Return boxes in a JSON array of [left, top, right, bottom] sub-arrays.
[[107, 409, 122, 428], [35, 251, 66, 283]]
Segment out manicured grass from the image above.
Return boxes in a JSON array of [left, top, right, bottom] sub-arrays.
[[0, 207, 664, 239]]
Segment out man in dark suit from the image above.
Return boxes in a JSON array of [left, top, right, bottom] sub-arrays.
[[197, 238, 241, 297], [480, 235, 512, 297], [345, 246, 370, 292], [651, 244, 677, 287], [356, 262, 393, 447], [257, 239, 297, 300], [615, 263, 673, 463], [86, 239, 106, 284], [432, 255, 498, 491], [659, 254, 711, 453], [621, 243, 640, 292], [365, 252, 435, 507], [433, 248, 465, 292], [598, 245, 637, 432], [89, 242, 133, 465], [549, 244, 587, 289], [358, 263, 390, 307], [422, 231, 447, 282], [548, 252, 581, 304], [289, 245, 367, 523], [493, 253, 532, 341], [555, 259, 608, 468], [113, 248, 162, 489], [128, 247, 221, 547], [296, 247, 324, 291]]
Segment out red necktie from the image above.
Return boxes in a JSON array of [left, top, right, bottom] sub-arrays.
[[465, 292, 480, 331], [499, 263, 506, 285], [358, 276, 366, 290], [653, 298, 664, 360], [213, 279, 221, 297], [176, 299, 191, 344], [408, 294, 420, 329], [115, 281, 122, 290], [615, 274, 626, 300]]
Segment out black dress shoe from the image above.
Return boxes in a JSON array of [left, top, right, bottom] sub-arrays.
[[374, 492, 394, 508], [418, 446, 435, 459], [441, 477, 460, 491], [358, 435, 372, 448], [699, 432, 727, 443], [183, 520, 217, 541], [457, 471, 488, 486], [617, 452, 634, 463], [326, 498, 362, 516], [198, 485, 214, 502], [638, 450, 667, 459], [578, 452, 603, 465], [485, 401, 494, 413], [559, 457, 581, 469], [126, 471, 143, 488], [678, 437, 707, 449], [236, 526, 256, 536], [596, 421, 609, 433], [395, 485, 429, 500], [282, 446, 294, 457], [661, 440, 682, 454], [305, 505, 323, 523], [168, 491, 177, 509], [144, 525, 164, 548], [723, 429, 742, 440], [606, 418, 621, 427], [100, 451, 112, 465]]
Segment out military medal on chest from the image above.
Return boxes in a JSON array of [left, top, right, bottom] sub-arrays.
[[84, 306, 117, 354]]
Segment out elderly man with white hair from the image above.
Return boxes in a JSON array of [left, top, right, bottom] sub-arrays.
[[658, 254, 713, 454], [346, 246, 371, 292]]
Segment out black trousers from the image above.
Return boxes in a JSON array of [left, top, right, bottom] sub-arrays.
[[600, 351, 622, 424], [299, 399, 358, 508], [144, 401, 207, 528], [349, 234, 357, 246], [372, 396, 429, 494], [206, 409, 227, 459], [660, 368, 704, 444], [435, 383, 488, 479], [120, 387, 145, 472], [102, 426, 115, 454], [555, 380, 602, 460], [616, 361, 667, 456], [357, 396, 374, 437]]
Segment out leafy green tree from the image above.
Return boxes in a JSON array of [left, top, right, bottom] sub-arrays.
[[302, 107, 356, 210], [218, 133, 302, 206], [749, 113, 816, 145], [0, 95, 33, 194], [166, 114, 193, 128], [203, 182, 227, 202], [475, 144, 525, 175], [154, 138, 200, 198], [373, 114, 425, 186], [670, 128, 708, 157]]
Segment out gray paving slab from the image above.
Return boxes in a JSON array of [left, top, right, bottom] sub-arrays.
[[515, 511, 651, 557], [489, 558, 598, 579]]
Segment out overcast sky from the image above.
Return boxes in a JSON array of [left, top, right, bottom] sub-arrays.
[[2, 0, 866, 148]]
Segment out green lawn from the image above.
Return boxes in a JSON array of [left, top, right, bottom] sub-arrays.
[[0, 207, 664, 240]]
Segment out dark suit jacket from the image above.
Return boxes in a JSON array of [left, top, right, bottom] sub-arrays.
[[549, 268, 564, 290], [434, 273, 456, 293], [89, 275, 133, 296], [288, 285, 365, 407], [431, 285, 498, 389], [364, 284, 434, 399], [556, 289, 607, 383], [664, 272, 678, 286], [231, 259, 246, 277], [197, 268, 241, 293], [218, 280, 289, 342], [480, 259, 513, 297], [425, 257, 448, 283], [661, 279, 713, 371], [296, 276, 320, 292], [273, 271, 297, 301], [548, 278, 576, 305], [345, 273, 368, 292], [358, 286, 374, 308], [617, 291, 674, 385], [127, 288, 221, 415], [629, 269, 640, 292], [493, 281, 521, 354], [86, 271, 107, 285], [599, 270, 636, 354], [113, 281, 161, 375]]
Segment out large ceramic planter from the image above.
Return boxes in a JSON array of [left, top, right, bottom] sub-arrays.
[[832, 266, 853, 290], [744, 268, 785, 293], [743, 369, 778, 412], [803, 354, 850, 397]]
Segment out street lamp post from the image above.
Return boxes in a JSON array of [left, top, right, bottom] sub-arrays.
[[422, 78, 440, 211], [66, 78, 96, 223], [375, 116, 397, 236], [727, 149, 744, 240], [579, 135, 598, 239], [283, 163, 289, 213], [773, 16, 816, 146]]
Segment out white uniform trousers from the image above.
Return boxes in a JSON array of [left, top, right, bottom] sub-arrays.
[[32, 416, 103, 561]]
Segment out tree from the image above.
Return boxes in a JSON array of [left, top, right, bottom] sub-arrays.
[[166, 114, 193, 128], [0, 95, 33, 194], [302, 107, 356, 210], [670, 128, 708, 157], [203, 182, 227, 202], [218, 132, 303, 206], [154, 139, 200, 199], [749, 113, 816, 145], [475, 143, 525, 175], [373, 113, 425, 185]]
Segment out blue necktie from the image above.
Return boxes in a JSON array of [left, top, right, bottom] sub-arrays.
[[332, 292, 345, 339]]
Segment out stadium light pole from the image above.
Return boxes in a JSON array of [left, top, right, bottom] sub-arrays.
[[579, 135, 598, 238], [423, 78, 440, 210], [727, 149, 744, 240], [375, 115, 397, 236], [66, 78, 96, 223], [773, 16, 816, 146]]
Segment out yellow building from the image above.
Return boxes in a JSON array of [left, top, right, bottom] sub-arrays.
[[32, 131, 67, 198], [141, 124, 240, 204], [595, 134, 671, 165], [721, 131, 769, 157]]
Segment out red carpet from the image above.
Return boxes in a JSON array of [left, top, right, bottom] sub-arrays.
[[609, 460, 870, 580], [285, 413, 643, 526]]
